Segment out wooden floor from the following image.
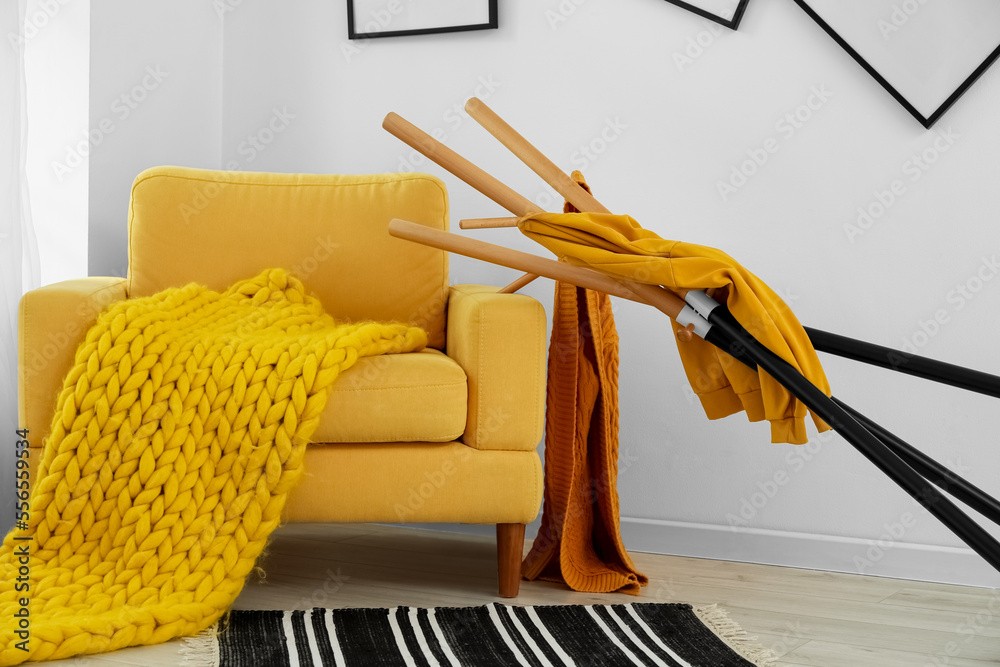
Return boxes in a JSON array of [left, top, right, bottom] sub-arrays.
[[44, 523, 1000, 666]]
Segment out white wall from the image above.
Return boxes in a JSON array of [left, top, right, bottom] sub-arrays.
[[88, 0, 222, 278], [2, 0, 89, 534], [83, 0, 1000, 586], [25, 0, 90, 287]]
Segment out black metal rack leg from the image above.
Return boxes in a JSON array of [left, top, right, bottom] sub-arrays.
[[705, 309, 1000, 574], [711, 323, 1000, 527], [831, 398, 1000, 526], [805, 326, 1000, 398]]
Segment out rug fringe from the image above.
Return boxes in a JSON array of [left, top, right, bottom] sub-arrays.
[[693, 604, 779, 667], [179, 622, 221, 667]]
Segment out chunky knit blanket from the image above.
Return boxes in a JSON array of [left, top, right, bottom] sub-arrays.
[[0, 269, 426, 665]]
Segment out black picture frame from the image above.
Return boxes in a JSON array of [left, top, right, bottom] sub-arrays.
[[792, 0, 1000, 129], [660, 0, 751, 30], [347, 0, 498, 40]]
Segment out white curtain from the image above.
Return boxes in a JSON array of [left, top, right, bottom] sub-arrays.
[[1, 0, 40, 532]]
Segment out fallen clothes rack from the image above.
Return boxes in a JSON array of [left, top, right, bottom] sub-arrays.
[[383, 98, 1000, 576]]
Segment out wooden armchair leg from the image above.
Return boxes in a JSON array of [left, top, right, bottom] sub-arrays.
[[496, 523, 526, 598]]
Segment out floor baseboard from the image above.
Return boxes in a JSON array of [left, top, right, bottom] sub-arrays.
[[619, 517, 1000, 589], [395, 517, 1000, 588]]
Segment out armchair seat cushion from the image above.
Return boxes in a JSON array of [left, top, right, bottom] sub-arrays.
[[313, 348, 467, 443]]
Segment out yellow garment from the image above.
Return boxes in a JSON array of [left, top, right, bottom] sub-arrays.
[[518, 212, 830, 445], [0, 269, 425, 665]]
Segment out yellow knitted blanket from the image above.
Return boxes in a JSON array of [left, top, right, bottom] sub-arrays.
[[0, 269, 426, 665]]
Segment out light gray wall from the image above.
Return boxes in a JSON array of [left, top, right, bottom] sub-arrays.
[[88, 0, 222, 278], [25, 0, 89, 287], [83, 0, 1000, 585]]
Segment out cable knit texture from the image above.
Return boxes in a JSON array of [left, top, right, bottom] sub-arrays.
[[0, 268, 426, 665], [522, 176, 647, 595]]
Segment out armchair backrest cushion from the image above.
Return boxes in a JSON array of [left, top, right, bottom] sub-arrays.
[[127, 166, 449, 349]]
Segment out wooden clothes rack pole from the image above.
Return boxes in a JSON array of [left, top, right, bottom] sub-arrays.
[[382, 110, 686, 318], [383, 101, 1000, 578], [387, 219, 677, 314]]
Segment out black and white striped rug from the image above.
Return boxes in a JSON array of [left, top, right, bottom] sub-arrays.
[[181, 603, 776, 666]]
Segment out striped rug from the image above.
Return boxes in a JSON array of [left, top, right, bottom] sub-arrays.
[[181, 603, 776, 666]]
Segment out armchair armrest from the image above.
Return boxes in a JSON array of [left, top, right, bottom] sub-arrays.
[[446, 284, 546, 451], [19, 277, 128, 450]]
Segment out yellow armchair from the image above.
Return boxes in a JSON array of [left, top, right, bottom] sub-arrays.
[[18, 166, 546, 597]]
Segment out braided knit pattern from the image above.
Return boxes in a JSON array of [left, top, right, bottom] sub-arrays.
[[0, 268, 426, 665]]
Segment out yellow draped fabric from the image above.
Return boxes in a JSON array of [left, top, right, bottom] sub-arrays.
[[0, 269, 425, 665], [518, 212, 830, 445]]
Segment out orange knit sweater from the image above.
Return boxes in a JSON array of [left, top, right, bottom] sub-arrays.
[[522, 178, 647, 594]]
